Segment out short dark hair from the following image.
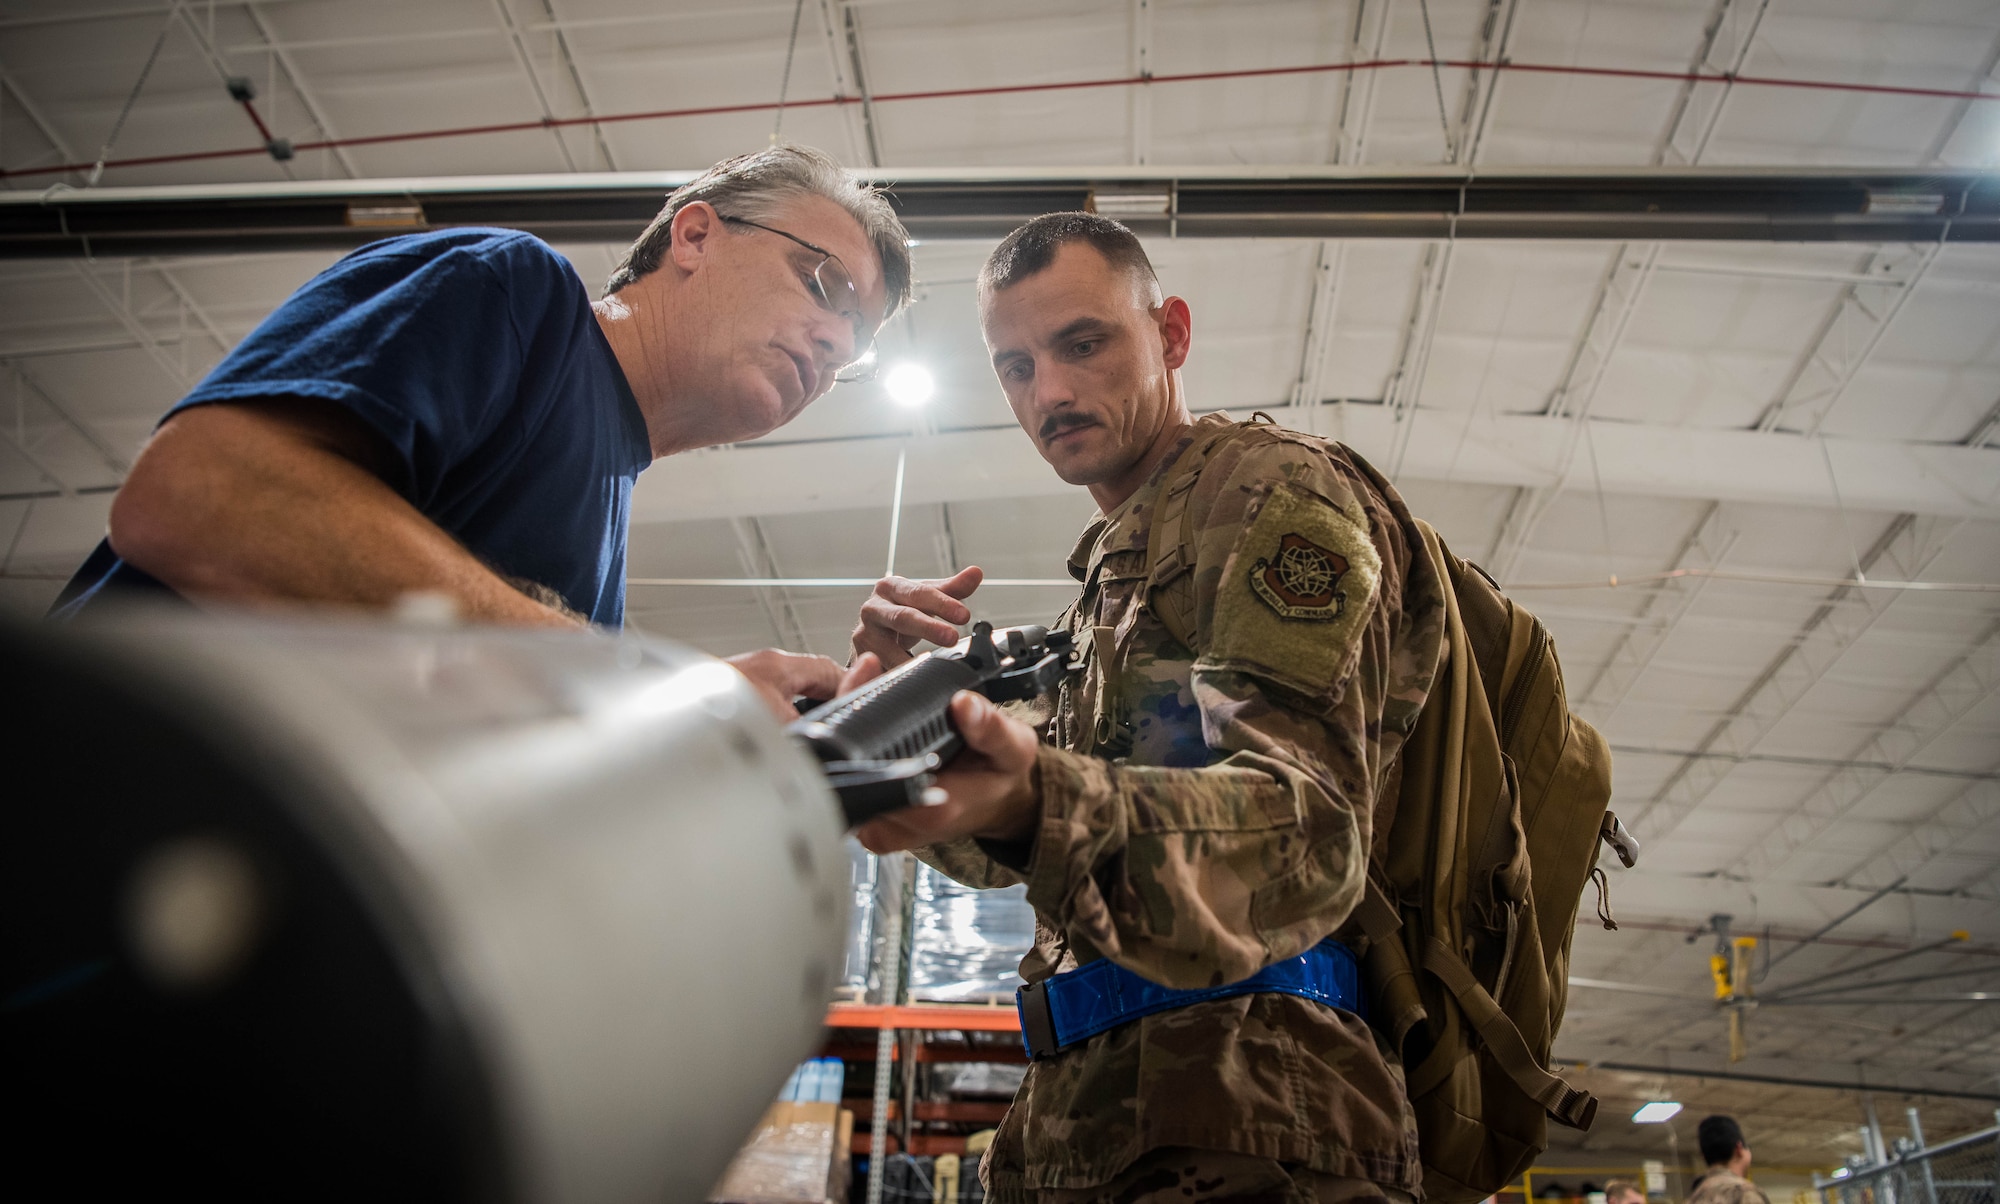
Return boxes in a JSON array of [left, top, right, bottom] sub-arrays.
[[1698, 1115, 1746, 1166], [978, 211, 1160, 302]]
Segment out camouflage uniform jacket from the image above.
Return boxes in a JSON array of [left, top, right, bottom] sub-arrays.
[[1688, 1170, 1772, 1204], [920, 413, 1447, 1200]]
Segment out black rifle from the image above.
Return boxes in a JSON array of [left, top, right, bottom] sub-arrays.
[[790, 621, 1076, 828]]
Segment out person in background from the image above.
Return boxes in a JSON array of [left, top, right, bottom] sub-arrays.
[[50, 144, 911, 718], [1687, 1115, 1770, 1204], [1604, 1178, 1647, 1204]]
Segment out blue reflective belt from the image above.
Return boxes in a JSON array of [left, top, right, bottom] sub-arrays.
[[1014, 938, 1362, 1059]]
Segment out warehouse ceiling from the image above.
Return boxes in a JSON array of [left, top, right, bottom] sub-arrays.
[[2, 0, 1997, 1159]]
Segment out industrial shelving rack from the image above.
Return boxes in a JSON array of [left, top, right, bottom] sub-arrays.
[[823, 851, 1027, 1201]]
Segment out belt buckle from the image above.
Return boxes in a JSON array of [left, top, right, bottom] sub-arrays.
[[1016, 980, 1060, 1060]]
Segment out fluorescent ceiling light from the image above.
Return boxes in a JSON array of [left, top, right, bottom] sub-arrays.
[[885, 362, 935, 408], [1633, 1101, 1683, 1124]]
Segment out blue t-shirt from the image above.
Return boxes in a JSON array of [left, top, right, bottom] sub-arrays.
[[52, 229, 653, 627]]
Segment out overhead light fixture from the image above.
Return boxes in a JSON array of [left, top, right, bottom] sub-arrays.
[[1864, 189, 1944, 215], [1089, 187, 1171, 218], [346, 203, 426, 228], [1632, 1101, 1683, 1124], [884, 362, 935, 408]]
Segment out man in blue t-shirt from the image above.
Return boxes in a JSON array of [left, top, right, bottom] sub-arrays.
[[53, 144, 912, 714]]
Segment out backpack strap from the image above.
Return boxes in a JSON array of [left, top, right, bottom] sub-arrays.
[[1351, 878, 1402, 946], [1143, 416, 1280, 655], [1418, 937, 1598, 1130]]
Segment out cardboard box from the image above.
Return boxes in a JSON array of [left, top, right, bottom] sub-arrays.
[[710, 1101, 853, 1204]]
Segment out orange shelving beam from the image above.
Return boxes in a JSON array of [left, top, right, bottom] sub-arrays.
[[825, 1002, 1021, 1032]]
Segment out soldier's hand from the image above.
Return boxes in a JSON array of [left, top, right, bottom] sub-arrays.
[[854, 690, 1040, 854], [850, 566, 984, 669]]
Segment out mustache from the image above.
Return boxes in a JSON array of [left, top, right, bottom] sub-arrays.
[[1039, 413, 1097, 442]]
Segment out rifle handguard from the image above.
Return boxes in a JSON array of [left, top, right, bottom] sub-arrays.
[[791, 622, 1076, 828]]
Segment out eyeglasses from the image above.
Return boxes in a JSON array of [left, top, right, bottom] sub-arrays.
[[722, 215, 879, 384]]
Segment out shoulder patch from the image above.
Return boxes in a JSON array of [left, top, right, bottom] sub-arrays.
[[1201, 481, 1381, 696]]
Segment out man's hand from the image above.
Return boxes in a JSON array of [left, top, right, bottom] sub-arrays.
[[727, 648, 882, 723], [853, 690, 1041, 854], [851, 566, 984, 669]]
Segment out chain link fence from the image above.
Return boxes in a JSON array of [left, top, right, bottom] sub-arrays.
[[1819, 1124, 1997, 1204]]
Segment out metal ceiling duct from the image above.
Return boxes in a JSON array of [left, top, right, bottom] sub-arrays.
[[3, 168, 1996, 257], [1, 611, 847, 1202]]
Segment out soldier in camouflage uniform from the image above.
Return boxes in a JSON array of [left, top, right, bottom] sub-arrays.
[[849, 213, 1447, 1204], [1687, 1116, 1772, 1204]]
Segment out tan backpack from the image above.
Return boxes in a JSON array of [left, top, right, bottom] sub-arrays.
[[1141, 419, 1631, 1203]]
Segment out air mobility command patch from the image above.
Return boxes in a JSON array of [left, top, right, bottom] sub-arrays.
[[1250, 532, 1348, 620], [1202, 481, 1381, 697]]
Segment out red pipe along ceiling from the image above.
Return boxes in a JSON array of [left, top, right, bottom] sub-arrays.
[[5, 56, 1997, 182]]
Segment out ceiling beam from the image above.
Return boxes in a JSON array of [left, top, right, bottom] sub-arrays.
[[1380, 239, 1453, 476], [813, 0, 869, 168], [1863, 996, 2000, 1070], [729, 515, 814, 654], [148, 265, 232, 358], [0, 336, 173, 358], [1572, 1056, 2000, 1105], [1727, 616, 2000, 882], [1597, 868, 1994, 945], [230, 4, 354, 178], [537, 0, 619, 172], [835, 2, 882, 168], [1654, 0, 1770, 167], [488, 0, 581, 173], [1960, 832, 2000, 898], [1750, 34, 2000, 437], [1608, 747, 1996, 786], [0, 0, 317, 32], [1374, 0, 1516, 477], [1571, 501, 1738, 728], [1752, 243, 1942, 436], [1626, 516, 1953, 850], [1715, 409, 2000, 885], [0, 357, 129, 476], [1965, 394, 2000, 450], [163, 1, 296, 183], [0, 415, 75, 497], [1482, 241, 1661, 574], [1285, 240, 1343, 421], [932, 501, 959, 578], [1833, 778, 2000, 895], [1448, 0, 1519, 168], [68, 263, 196, 391], [628, 404, 2000, 525], [1485, 0, 1768, 580], [8, 169, 2000, 256], [1, 63, 227, 394], [1128, 0, 1152, 167], [0, 61, 75, 174], [1327, 0, 1392, 166]]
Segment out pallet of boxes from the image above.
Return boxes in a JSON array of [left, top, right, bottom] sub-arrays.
[[710, 1059, 854, 1204]]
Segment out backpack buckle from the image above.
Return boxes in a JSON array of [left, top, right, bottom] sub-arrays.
[[1599, 811, 1640, 869]]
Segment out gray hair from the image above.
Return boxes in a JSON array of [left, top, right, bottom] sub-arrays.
[[603, 144, 913, 319]]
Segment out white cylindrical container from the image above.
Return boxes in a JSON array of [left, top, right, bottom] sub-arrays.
[[1, 611, 848, 1203]]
